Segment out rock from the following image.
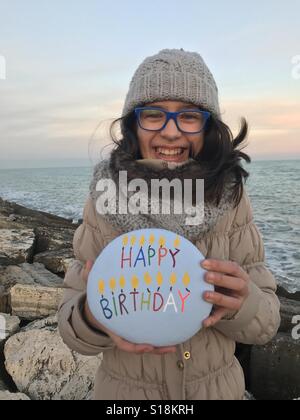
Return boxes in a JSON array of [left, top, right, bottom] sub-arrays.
[[0, 263, 63, 315], [0, 229, 35, 265], [277, 285, 300, 302], [249, 333, 300, 400], [0, 284, 10, 313], [0, 314, 20, 394], [0, 197, 76, 229], [22, 315, 59, 332], [0, 313, 20, 342], [0, 391, 30, 400], [61, 258, 75, 273], [34, 249, 74, 274], [10, 285, 64, 320], [0, 378, 6, 391], [1, 263, 63, 288], [34, 226, 74, 255], [235, 343, 252, 390], [0, 365, 7, 392], [279, 297, 300, 334], [4, 316, 101, 400], [0, 198, 76, 268]]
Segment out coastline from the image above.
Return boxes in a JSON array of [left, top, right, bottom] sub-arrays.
[[0, 197, 299, 400]]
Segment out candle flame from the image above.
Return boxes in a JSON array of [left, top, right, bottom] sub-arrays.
[[122, 235, 128, 246], [170, 273, 177, 286], [149, 234, 155, 245], [98, 280, 105, 295], [119, 275, 126, 289], [156, 272, 163, 286], [144, 272, 152, 286], [140, 235, 145, 246], [131, 275, 139, 289], [159, 236, 166, 247], [174, 236, 181, 248], [109, 277, 116, 291], [182, 273, 191, 287], [130, 236, 136, 246]]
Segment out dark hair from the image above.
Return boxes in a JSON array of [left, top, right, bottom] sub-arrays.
[[108, 106, 251, 208]]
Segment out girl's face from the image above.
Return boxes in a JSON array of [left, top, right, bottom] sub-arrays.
[[136, 100, 205, 163]]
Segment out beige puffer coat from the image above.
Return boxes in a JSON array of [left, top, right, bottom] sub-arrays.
[[58, 189, 281, 400]]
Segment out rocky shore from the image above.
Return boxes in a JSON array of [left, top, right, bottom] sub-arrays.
[[0, 197, 299, 400]]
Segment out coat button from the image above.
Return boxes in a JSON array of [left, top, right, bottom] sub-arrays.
[[177, 360, 184, 370], [184, 351, 191, 360]]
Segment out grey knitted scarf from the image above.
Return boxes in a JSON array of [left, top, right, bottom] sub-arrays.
[[90, 149, 236, 242]]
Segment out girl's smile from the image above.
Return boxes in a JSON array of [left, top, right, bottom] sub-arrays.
[[152, 145, 191, 163]]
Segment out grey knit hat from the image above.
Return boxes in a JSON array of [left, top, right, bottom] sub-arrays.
[[122, 48, 221, 118]]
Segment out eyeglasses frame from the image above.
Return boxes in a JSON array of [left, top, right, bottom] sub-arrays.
[[134, 106, 211, 134]]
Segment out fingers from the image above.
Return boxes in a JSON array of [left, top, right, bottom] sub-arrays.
[[113, 335, 154, 354], [112, 334, 176, 355], [200, 259, 248, 282], [203, 308, 229, 328], [204, 271, 248, 294], [200, 259, 250, 326], [125, 343, 154, 354], [151, 346, 177, 355], [203, 290, 242, 312], [86, 260, 94, 271], [82, 260, 94, 284]]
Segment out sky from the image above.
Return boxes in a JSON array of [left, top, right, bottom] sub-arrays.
[[0, 0, 300, 168]]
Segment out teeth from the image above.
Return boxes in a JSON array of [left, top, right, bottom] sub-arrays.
[[156, 148, 184, 156]]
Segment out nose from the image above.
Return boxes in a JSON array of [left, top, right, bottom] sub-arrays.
[[160, 117, 181, 139]]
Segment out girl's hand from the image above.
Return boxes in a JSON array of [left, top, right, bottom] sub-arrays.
[[82, 260, 177, 356], [200, 259, 250, 328]]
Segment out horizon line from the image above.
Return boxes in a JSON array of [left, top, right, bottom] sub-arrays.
[[1, 156, 300, 171]]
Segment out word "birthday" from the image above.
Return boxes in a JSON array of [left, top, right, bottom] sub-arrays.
[[100, 290, 191, 320]]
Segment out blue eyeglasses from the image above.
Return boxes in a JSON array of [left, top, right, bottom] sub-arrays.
[[134, 107, 211, 134]]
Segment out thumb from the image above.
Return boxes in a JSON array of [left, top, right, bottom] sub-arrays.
[[85, 260, 94, 272], [82, 260, 94, 284]]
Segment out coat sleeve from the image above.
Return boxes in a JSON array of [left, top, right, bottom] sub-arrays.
[[57, 195, 115, 356], [214, 190, 281, 345]]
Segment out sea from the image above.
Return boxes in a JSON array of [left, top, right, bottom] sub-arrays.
[[0, 160, 299, 293]]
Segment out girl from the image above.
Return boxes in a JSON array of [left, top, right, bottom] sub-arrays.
[[58, 49, 281, 400]]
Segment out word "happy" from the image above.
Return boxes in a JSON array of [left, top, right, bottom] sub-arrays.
[[121, 245, 181, 269]]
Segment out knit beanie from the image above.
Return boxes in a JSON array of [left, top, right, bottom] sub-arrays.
[[122, 48, 221, 118]]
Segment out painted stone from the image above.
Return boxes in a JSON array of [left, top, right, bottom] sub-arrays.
[[87, 229, 213, 346]]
